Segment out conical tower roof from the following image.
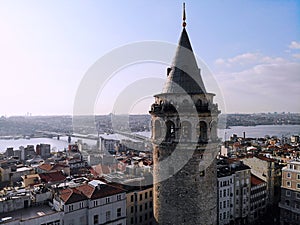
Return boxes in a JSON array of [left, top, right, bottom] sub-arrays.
[[162, 12, 206, 94]]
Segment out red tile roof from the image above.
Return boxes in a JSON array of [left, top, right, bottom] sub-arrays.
[[38, 163, 54, 171], [39, 171, 66, 183], [75, 184, 94, 199], [58, 180, 125, 203], [89, 183, 124, 200], [59, 188, 87, 204], [251, 174, 265, 186]]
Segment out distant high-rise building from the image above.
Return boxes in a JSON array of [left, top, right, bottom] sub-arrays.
[[36, 143, 51, 159], [150, 4, 220, 225]]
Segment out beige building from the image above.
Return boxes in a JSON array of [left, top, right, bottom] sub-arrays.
[[242, 155, 276, 205], [279, 160, 300, 225], [21, 174, 40, 187], [125, 185, 154, 225]]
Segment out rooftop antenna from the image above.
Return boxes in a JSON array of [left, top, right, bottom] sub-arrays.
[[182, 2, 186, 27]]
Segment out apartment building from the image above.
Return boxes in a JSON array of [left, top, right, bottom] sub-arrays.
[[217, 159, 251, 225], [125, 185, 154, 225], [217, 166, 235, 225], [249, 174, 267, 223], [279, 160, 300, 225]]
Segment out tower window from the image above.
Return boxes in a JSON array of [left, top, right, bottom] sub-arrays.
[[165, 120, 175, 141], [197, 121, 208, 142]]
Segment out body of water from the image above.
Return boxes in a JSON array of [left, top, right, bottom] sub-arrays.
[[0, 125, 299, 153], [0, 136, 96, 153], [219, 124, 300, 140]]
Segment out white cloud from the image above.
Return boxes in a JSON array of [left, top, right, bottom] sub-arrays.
[[215, 58, 225, 65], [289, 41, 300, 49], [227, 52, 261, 65], [214, 52, 287, 74], [213, 53, 300, 113], [292, 53, 300, 59]]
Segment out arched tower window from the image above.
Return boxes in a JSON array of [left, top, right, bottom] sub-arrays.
[[165, 120, 175, 142], [154, 120, 161, 139], [210, 121, 217, 141], [196, 99, 202, 107], [181, 121, 192, 141], [197, 121, 208, 142]]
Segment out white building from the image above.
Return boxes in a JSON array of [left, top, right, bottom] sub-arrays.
[[217, 159, 251, 225], [53, 179, 126, 225], [217, 172, 235, 225]]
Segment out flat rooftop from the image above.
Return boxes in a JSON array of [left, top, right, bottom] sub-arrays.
[[0, 205, 58, 223]]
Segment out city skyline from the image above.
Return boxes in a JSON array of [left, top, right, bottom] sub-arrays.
[[0, 0, 299, 116]]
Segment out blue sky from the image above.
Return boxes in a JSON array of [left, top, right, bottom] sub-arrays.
[[0, 0, 299, 115]]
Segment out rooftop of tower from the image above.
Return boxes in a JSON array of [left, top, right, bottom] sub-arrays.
[[162, 3, 206, 95]]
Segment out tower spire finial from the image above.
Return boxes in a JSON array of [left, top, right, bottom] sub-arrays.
[[182, 2, 186, 27]]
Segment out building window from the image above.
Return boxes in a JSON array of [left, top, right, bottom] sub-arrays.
[[220, 190, 222, 198], [149, 201, 153, 208], [150, 190, 152, 197], [140, 193, 143, 201], [140, 205, 143, 211], [79, 202, 84, 208], [106, 211, 111, 221], [286, 190, 291, 196], [287, 181, 291, 187], [297, 193, 300, 199], [130, 217, 134, 224], [94, 200, 98, 207], [139, 215, 142, 223], [117, 208, 121, 217], [131, 206, 134, 213], [285, 200, 290, 206], [297, 174, 300, 180], [297, 183, 300, 189], [106, 197, 110, 204], [145, 202, 148, 210], [149, 211, 153, 218], [287, 173, 291, 178], [117, 194, 122, 201], [94, 215, 99, 225], [130, 195, 134, 202], [68, 205, 73, 211], [145, 192, 148, 199]]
